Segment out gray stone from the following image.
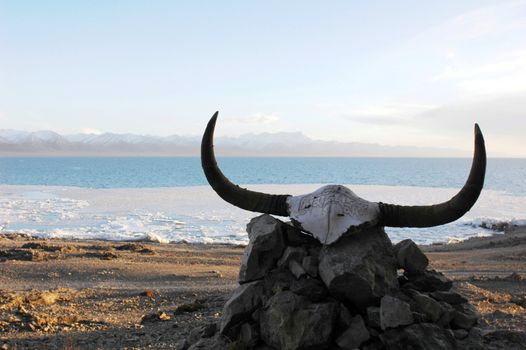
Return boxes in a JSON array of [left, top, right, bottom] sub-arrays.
[[453, 329, 469, 340], [175, 338, 189, 350], [288, 260, 307, 279], [366, 306, 381, 329], [277, 246, 307, 267], [430, 291, 468, 305], [187, 322, 217, 345], [220, 281, 264, 335], [380, 295, 414, 330], [411, 291, 444, 323], [239, 323, 259, 348], [456, 327, 485, 350], [302, 255, 318, 277], [363, 341, 385, 350], [436, 301, 454, 328], [393, 239, 429, 274], [338, 305, 353, 329], [290, 276, 328, 302], [380, 323, 457, 350], [318, 227, 398, 309], [412, 311, 427, 323], [259, 291, 338, 350], [263, 268, 294, 294], [336, 315, 370, 350], [451, 303, 479, 330], [239, 215, 286, 283]]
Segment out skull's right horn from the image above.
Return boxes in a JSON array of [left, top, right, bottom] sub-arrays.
[[201, 112, 291, 216], [378, 124, 486, 227]]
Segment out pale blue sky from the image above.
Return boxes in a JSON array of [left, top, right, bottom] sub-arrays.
[[1, 1, 525, 156]]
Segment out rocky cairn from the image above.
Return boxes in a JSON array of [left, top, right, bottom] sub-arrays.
[[185, 215, 483, 350]]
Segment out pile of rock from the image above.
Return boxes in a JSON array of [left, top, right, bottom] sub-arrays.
[[185, 214, 483, 349]]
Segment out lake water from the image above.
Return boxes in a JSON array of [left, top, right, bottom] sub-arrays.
[[0, 157, 525, 245]]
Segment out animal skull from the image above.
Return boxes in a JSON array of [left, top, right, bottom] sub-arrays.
[[201, 112, 486, 245], [287, 185, 379, 244]]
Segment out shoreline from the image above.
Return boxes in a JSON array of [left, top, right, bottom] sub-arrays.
[[2, 183, 526, 246], [1, 226, 525, 348]]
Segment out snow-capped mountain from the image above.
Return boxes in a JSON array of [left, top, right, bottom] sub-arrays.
[[0, 129, 464, 157]]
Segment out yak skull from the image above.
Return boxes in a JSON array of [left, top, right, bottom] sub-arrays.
[[201, 112, 486, 245]]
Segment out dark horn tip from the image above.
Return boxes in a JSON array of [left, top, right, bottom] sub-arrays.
[[211, 111, 219, 122]]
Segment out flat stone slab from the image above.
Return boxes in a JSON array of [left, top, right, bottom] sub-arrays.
[[380, 295, 414, 330], [318, 227, 398, 309]]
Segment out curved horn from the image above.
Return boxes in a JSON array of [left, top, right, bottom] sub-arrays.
[[201, 112, 291, 216], [378, 124, 486, 227]]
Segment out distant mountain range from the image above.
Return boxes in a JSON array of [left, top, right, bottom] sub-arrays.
[[0, 129, 465, 157]]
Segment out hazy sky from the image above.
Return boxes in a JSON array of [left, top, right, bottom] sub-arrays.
[[1, 1, 525, 156]]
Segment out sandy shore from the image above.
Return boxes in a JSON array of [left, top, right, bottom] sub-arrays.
[[1, 227, 525, 349]]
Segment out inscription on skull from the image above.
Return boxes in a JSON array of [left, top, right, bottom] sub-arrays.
[[288, 185, 380, 244], [297, 186, 373, 219]]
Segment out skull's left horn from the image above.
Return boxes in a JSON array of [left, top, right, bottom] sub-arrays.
[[378, 124, 486, 227], [201, 112, 291, 216]]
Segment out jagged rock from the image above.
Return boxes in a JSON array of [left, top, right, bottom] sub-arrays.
[[277, 246, 307, 267], [220, 281, 264, 335], [380, 295, 414, 330], [380, 323, 457, 350], [453, 329, 468, 340], [318, 227, 398, 309], [239, 323, 259, 348], [436, 301, 454, 328], [211, 216, 482, 350], [393, 239, 429, 274], [451, 303, 479, 330], [410, 291, 444, 323], [430, 291, 468, 305], [239, 215, 286, 283], [338, 305, 353, 329], [366, 306, 381, 329], [290, 276, 328, 302], [336, 315, 370, 349], [289, 260, 307, 279], [363, 341, 385, 350], [405, 270, 453, 292], [259, 291, 338, 350], [263, 268, 293, 294], [187, 323, 217, 345], [412, 311, 427, 323], [302, 255, 319, 277], [456, 327, 485, 350]]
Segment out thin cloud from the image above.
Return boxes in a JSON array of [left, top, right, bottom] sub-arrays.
[[432, 50, 526, 97], [339, 103, 437, 125], [227, 113, 280, 124], [414, 1, 526, 44]]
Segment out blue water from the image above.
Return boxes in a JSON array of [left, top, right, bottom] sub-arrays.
[[0, 157, 525, 195]]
